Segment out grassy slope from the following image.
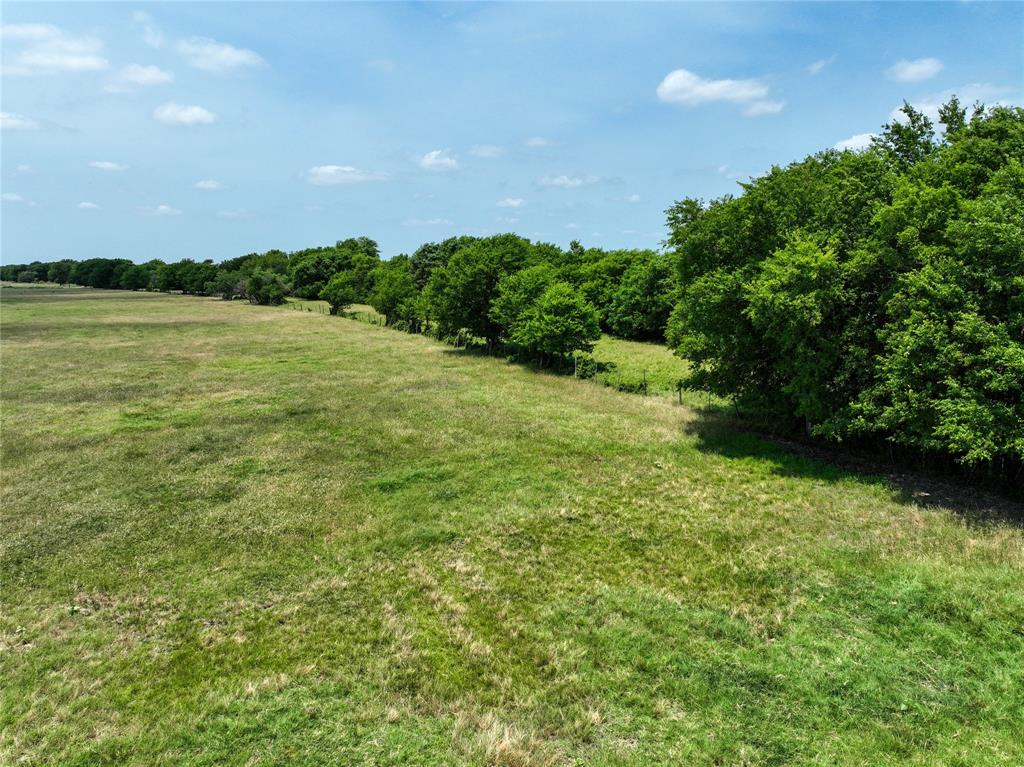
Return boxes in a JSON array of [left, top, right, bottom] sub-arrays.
[[1, 288, 1022, 767]]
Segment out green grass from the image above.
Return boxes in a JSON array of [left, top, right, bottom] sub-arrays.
[[2, 288, 1022, 766]]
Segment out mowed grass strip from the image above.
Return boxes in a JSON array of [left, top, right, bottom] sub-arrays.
[[1, 288, 1022, 767]]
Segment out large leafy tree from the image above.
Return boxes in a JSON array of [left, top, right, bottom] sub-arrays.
[[490, 264, 556, 343], [665, 100, 1024, 479], [425, 234, 532, 343], [368, 256, 420, 326], [319, 271, 361, 315], [512, 282, 601, 362]]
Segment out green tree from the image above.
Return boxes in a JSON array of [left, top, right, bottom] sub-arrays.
[[119, 264, 152, 290], [207, 270, 245, 300], [490, 264, 556, 343], [606, 252, 677, 340], [425, 234, 532, 344], [513, 282, 600, 363], [245, 270, 289, 305], [368, 256, 420, 326], [46, 260, 75, 285], [320, 271, 360, 314]]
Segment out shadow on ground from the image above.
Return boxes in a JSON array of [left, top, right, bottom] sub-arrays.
[[685, 410, 1024, 527]]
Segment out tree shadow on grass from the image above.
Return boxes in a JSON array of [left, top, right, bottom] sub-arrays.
[[684, 410, 1023, 527]]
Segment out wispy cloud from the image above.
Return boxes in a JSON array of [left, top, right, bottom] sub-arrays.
[[657, 68, 767, 105], [194, 179, 224, 190], [626, 193, 641, 203], [140, 204, 182, 216], [539, 174, 599, 188], [497, 197, 525, 208], [78, 201, 100, 210], [1, 23, 108, 75], [0, 112, 38, 130], [217, 209, 249, 219], [90, 160, 128, 171], [419, 149, 459, 171], [525, 137, 549, 147], [886, 57, 943, 83], [2, 193, 25, 202], [834, 132, 875, 151], [743, 100, 785, 116], [892, 82, 1011, 124], [657, 67, 783, 117], [154, 102, 217, 126], [808, 55, 836, 75], [176, 37, 264, 72], [306, 165, 388, 185], [106, 63, 173, 92], [133, 12, 163, 49], [402, 217, 453, 226], [470, 145, 504, 158]]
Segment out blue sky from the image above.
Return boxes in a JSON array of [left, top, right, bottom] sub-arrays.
[[2, 2, 1021, 264]]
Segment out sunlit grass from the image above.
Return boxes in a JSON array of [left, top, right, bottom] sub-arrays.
[[2, 288, 1021, 766]]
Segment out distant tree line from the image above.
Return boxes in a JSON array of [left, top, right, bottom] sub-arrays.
[[665, 100, 1023, 486], [2, 234, 677, 367]]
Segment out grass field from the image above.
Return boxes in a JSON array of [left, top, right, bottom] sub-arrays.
[[2, 288, 1022, 766]]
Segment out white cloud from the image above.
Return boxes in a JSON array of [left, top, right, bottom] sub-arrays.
[[2, 193, 24, 202], [525, 137, 549, 147], [77, 201, 99, 210], [217, 209, 249, 219], [496, 216, 519, 224], [497, 197, 525, 208], [565, 223, 579, 229], [626, 193, 641, 203], [539, 174, 599, 188], [834, 133, 875, 152], [470, 144, 504, 158], [892, 82, 1011, 125], [305, 204, 323, 212], [306, 165, 388, 185], [176, 37, 264, 72], [419, 149, 459, 171], [140, 204, 181, 216], [0, 112, 38, 130], [16, 164, 33, 173], [886, 57, 943, 83], [808, 55, 836, 76], [1, 23, 108, 75], [402, 217, 453, 226], [90, 160, 128, 171], [1, 23, 111, 77], [743, 100, 785, 117], [154, 102, 217, 126], [133, 12, 163, 48], [108, 63, 173, 91], [657, 68, 768, 106], [194, 179, 223, 190]]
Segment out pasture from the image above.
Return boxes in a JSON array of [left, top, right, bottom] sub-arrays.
[[1, 288, 1022, 766]]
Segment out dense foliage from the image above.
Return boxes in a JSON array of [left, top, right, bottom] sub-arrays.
[[5, 233, 673, 364], [665, 100, 1023, 481]]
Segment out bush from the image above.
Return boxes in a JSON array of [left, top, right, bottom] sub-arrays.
[[244, 270, 289, 305]]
